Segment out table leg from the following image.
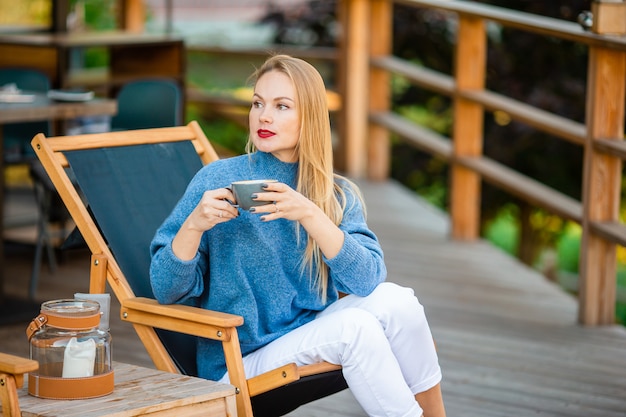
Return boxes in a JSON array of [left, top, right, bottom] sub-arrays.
[[0, 127, 5, 301]]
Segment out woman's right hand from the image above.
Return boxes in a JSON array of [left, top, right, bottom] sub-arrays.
[[172, 188, 238, 261], [187, 188, 239, 232]]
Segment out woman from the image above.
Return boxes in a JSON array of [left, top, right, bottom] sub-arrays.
[[150, 54, 446, 417]]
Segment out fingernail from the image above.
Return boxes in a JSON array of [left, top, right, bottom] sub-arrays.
[[251, 193, 258, 199], [249, 207, 256, 212]]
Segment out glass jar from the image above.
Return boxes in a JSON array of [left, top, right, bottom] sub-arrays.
[[26, 299, 114, 399]]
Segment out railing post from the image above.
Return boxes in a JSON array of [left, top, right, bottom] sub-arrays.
[[119, 0, 145, 32], [341, 0, 370, 179], [450, 15, 486, 240], [579, 0, 626, 325], [367, 0, 392, 181]]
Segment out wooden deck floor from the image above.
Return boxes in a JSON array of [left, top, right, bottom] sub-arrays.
[[2, 180, 626, 416]]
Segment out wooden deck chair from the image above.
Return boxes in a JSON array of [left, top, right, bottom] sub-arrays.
[[0, 353, 38, 417], [30, 121, 347, 417]]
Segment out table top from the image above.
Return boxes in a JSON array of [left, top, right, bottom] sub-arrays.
[[0, 31, 183, 48], [0, 93, 117, 124], [16, 362, 237, 417]]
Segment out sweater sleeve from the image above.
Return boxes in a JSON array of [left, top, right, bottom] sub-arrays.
[[323, 185, 386, 296], [149, 168, 211, 305]]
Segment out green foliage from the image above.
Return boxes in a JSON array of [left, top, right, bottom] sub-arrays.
[[555, 223, 581, 273], [69, 0, 116, 30], [483, 204, 519, 255], [185, 104, 248, 155]]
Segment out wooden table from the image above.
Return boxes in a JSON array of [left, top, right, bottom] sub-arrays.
[[0, 32, 185, 95], [13, 362, 237, 417], [0, 94, 117, 300]]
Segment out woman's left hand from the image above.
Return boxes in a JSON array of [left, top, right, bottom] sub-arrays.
[[250, 181, 315, 222], [252, 181, 345, 259]]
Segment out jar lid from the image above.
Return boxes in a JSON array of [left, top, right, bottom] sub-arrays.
[[41, 299, 101, 317], [27, 299, 102, 339]]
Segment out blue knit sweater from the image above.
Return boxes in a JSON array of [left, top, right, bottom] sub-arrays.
[[150, 151, 386, 380]]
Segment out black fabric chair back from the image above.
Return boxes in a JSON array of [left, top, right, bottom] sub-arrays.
[[65, 141, 202, 375]]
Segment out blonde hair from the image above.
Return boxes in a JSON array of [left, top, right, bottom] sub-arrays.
[[246, 54, 363, 302]]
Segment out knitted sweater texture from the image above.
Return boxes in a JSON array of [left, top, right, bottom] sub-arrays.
[[150, 151, 386, 380]]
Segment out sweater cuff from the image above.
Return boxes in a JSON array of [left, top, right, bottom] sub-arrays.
[[323, 231, 363, 273], [163, 242, 201, 277]]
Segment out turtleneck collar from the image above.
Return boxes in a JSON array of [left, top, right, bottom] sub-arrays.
[[249, 151, 299, 186]]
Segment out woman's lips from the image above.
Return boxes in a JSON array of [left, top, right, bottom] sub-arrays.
[[257, 129, 275, 138]]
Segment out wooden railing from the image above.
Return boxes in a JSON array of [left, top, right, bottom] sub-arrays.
[[339, 0, 626, 326], [121, 0, 626, 326]]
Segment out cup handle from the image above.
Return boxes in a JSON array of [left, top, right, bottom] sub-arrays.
[[224, 186, 238, 207]]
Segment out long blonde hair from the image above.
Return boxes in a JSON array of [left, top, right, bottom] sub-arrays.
[[246, 54, 362, 302]]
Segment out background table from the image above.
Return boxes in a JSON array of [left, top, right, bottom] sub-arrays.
[[0, 94, 117, 301], [0, 32, 185, 97], [13, 362, 237, 417]]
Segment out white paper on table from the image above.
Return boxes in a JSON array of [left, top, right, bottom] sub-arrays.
[[62, 337, 96, 378]]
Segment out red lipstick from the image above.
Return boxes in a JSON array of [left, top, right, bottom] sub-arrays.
[[257, 129, 275, 138]]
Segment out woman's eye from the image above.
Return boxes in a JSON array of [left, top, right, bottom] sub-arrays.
[[252, 101, 263, 108], [277, 103, 289, 110]]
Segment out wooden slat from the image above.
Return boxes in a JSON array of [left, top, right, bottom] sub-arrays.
[[594, 138, 626, 159], [590, 221, 626, 248], [371, 55, 587, 146], [461, 89, 587, 145], [370, 55, 455, 95], [399, 0, 626, 50], [458, 155, 582, 222], [369, 111, 453, 158]]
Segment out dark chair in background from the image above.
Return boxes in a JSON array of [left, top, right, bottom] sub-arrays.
[[0, 68, 50, 164], [110, 78, 183, 130], [0, 68, 59, 299]]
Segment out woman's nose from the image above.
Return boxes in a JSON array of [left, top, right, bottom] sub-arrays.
[[260, 108, 272, 123]]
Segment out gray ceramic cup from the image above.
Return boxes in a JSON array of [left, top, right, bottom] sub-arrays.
[[230, 179, 278, 210]]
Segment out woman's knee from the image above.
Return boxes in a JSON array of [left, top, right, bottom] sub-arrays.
[[331, 308, 388, 348], [369, 282, 426, 319]]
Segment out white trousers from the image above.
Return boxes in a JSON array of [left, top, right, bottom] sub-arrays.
[[219, 282, 442, 417]]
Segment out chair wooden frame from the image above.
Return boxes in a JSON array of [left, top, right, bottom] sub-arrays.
[[29, 121, 341, 417], [0, 353, 38, 417]]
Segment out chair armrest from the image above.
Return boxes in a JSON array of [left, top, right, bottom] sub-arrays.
[[247, 362, 343, 396], [121, 297, 244, 341], [0, 353, 38, 388], [0, 353, 38, 417]]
